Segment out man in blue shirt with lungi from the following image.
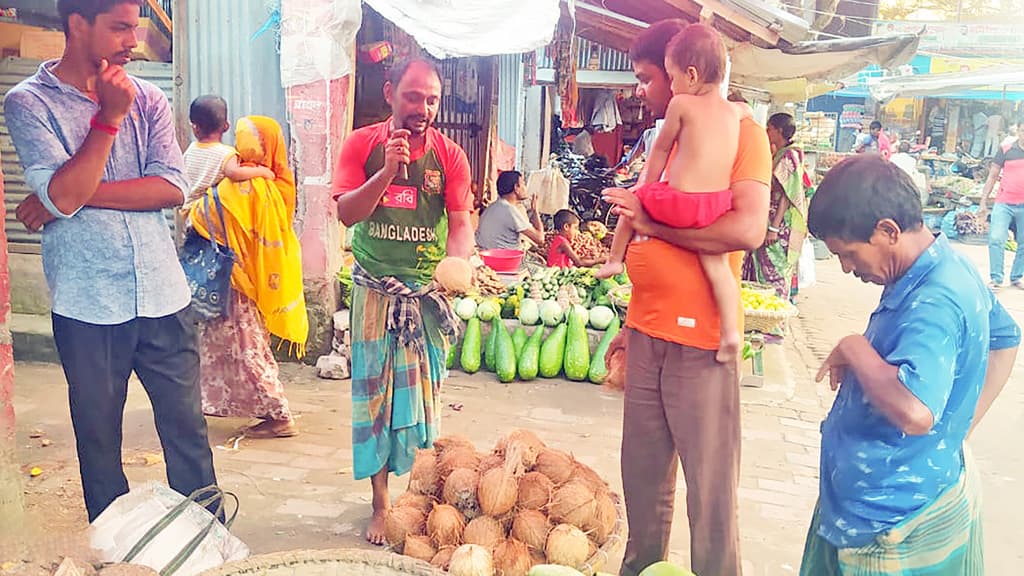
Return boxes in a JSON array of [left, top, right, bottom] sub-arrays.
[[801, 155, 1020, 575]]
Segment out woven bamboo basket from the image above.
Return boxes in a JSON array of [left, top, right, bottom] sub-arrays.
[[199, 549, 445, 576], [740, 281, 776, 298], [744, 303, 799, 334]]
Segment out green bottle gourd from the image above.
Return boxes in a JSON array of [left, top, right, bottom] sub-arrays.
[[512, 327, 528, 360], [518, 327, 544, 381], [539, 323, 568, 378], [563, 307, 591, 381], [588, 315, 621, 384], [460, 317, 482, 373], [495, 321, 518, 383], [484, 316, 500, 372]]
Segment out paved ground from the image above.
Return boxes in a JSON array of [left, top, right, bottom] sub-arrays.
[[2, 242, 1022, 575]]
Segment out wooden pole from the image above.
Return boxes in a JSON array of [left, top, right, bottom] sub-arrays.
[[172, 0, 190, 153]]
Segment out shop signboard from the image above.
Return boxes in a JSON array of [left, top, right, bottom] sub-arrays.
[[873, 21, 1024, 55]]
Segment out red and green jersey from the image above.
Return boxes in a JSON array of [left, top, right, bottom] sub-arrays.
[[333, 119, 473, 286]]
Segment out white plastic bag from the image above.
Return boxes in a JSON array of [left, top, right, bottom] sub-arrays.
[[527, 167, 570, 216], [798, 237, 816, 290], [89, 483, 248, 576]]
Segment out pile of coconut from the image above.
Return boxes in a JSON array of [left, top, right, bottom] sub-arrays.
[[384, 430, 619, 576]]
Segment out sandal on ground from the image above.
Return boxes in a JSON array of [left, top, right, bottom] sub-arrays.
[[1012, 280, 1024, 290], [244, 419, 299, 439], [989, 281, 1003, 291]]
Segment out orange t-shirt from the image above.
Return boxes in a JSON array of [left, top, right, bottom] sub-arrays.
[[625, 117, 772, 350]]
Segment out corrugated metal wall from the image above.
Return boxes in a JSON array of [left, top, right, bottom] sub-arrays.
[[537, 37, 632, 72], [184, 0, 288, 144], [1, 58, 174, 253], [497, 53, 524, 151]]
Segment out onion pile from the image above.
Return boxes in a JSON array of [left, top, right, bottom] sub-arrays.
[[387, 430, 619, 574]]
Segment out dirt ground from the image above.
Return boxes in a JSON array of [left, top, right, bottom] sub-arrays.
[[2, 242, 1022, 575]]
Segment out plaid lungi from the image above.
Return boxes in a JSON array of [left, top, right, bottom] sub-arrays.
[[800, 448, 984, 576], [349, 282, 450, 481]]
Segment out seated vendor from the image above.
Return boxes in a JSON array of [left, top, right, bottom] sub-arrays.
[[476, 170, 545, 250]]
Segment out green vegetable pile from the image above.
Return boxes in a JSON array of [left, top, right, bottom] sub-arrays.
[[448, 297, 621, 385]]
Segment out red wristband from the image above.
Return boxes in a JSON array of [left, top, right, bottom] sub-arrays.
[[90, 114, 119, 136]]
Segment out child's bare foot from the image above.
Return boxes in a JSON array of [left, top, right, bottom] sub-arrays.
[[596, 260, 624, 280], [366, 507, 388, 545], [716, 331, 742, 364]]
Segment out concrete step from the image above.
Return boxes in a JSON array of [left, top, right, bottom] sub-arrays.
[[11, 313, 59, 364]]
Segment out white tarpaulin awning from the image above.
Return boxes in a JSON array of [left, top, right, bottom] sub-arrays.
[[868, 65, 1024, 103], [364, 0, 565, 59], [728, 34, 921, 102]]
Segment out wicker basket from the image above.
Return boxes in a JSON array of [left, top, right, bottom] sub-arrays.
[[580, 491, 627, 575], [199, 549, 445, 576], [744, 303, 799, 334], [607, 284, 632, 311]]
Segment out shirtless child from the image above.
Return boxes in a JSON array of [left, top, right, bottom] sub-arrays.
[[597, 23, 748, 363]]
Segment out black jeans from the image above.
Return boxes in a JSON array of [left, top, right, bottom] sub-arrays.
[[52, 309, 218, 522]]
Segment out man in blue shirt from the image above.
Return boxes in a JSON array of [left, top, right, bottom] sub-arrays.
[[5, 0, 218, 521], [800, 155, 1020, 574]]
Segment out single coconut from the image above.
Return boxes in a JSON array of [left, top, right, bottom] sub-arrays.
[[495, 429, 545, 471], [478, 452, 505, 474], [545, 524, 590, 569], [431, 546, 457, 571], [440, 447, 482, 480], [394, 491, 433, 515], [403, 534, 436, 562], [408, 449, 440, 496], [570, 462, 608, 494], [584, 491, 617, 545], [549, 482, 597, 528], [511, 509, 551, 551], [493, 539, 532, 576], [516, 472, 554, 510], [384, 506, 426, 549], [478, 467, 519, 518], [435, 435, 476, 456], [463, 516, 505, 550], [534, 449, 574, 485], [444, 467, 481, 519], [428, 503, 466, 548], [434, 257, 474, 294], [448, 544, 496, 576]]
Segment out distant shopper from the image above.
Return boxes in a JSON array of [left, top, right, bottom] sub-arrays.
[[476, 170, 545, 250], [979, 116, 1024, 290]]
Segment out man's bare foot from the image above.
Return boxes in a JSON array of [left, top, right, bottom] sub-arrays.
[[366, 507, 388, 546], [716, 331, 742, 364], [596, 260, 624, 280]]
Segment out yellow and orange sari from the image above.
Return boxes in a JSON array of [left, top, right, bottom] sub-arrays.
[[190, 116, 307, 422]]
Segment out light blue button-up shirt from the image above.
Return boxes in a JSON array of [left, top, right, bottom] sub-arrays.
[[818, 234, 1020, 548], [5, 61, 191, 325]]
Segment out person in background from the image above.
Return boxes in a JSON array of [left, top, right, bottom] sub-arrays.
[[928, 104, 947, 154], [476, 170, 544, 250], [986, 110, 1004, 158], [6, 0, 218, 521], [547, 209, 605, 268], [183, 95, 275, 208], [978, 115, 1024, 290], [890, 141, 929, 204], [743, 112, 808, 301], [333, 58, 474, 546], [801, 155, 1019, 575], [855, 121, 891, 160], [189, 116, 307, 439]]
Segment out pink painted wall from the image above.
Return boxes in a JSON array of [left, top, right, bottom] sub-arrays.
[[287, 75, 351, 291]]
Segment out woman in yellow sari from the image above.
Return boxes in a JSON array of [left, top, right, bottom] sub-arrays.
[[190, 116, 308, 438]]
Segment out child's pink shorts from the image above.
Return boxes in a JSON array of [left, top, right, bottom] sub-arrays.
[[634, 181, 732, 229]]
